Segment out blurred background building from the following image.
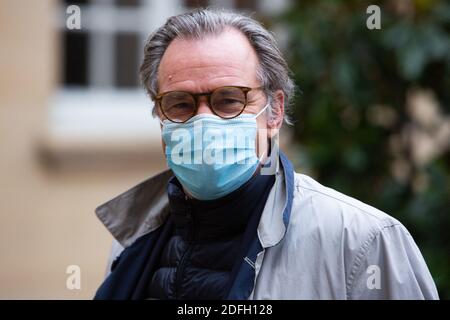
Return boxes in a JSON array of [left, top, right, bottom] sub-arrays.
[[0, 0, 289, 299], [0, 0, 449, 299]]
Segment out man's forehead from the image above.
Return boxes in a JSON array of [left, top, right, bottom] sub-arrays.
[[158, 29, 259, 92], [161, 64, 246, 85]]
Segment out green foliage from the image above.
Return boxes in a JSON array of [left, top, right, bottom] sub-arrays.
[[279, 0, 450, 298]]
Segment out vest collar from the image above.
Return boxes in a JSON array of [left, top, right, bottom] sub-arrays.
[[168, 172, 275, 243]]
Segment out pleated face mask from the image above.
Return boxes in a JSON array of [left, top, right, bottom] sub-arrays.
[[161, 103, 269, 200]]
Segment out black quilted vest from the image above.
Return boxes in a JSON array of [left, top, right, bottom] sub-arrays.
[[147, 172, 275, 299]]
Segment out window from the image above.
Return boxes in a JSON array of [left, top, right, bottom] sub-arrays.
[[50, 0, 187, 160], [60, 0, 150, 89], [63, 31, 88, 86]]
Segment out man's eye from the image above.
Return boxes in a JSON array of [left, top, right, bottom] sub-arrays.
[[217, 98, 242, 105], [168, 103, 192, 110]]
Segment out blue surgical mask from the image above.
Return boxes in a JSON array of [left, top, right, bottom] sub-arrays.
[[161, 103, 269, 200]]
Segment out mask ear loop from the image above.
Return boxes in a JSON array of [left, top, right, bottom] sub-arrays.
[[253, 96, 272, 119], [255, 96, 280, 175], [255, 96, 273, 166]]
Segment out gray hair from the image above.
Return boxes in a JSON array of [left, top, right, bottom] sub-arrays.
[[139, 8, 296, 124]]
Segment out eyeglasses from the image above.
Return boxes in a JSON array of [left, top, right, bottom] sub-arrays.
[[155, 85, 264, 123]]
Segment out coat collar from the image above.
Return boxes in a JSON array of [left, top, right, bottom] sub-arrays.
[[95, 151, 295, 249], [95, 170, 172, 248]]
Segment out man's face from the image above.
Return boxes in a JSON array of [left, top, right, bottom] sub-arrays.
[[157, 28, 283, 157]]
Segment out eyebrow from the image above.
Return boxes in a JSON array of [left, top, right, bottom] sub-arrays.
[[157, 85, 252, 96]]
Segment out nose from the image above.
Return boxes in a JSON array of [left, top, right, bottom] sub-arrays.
[[196, 96, 214, 116]]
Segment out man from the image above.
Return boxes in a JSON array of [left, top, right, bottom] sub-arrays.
[[94, 9, 438, 299]]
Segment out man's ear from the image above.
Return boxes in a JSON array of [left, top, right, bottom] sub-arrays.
[[267, 90, 285, 137]]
